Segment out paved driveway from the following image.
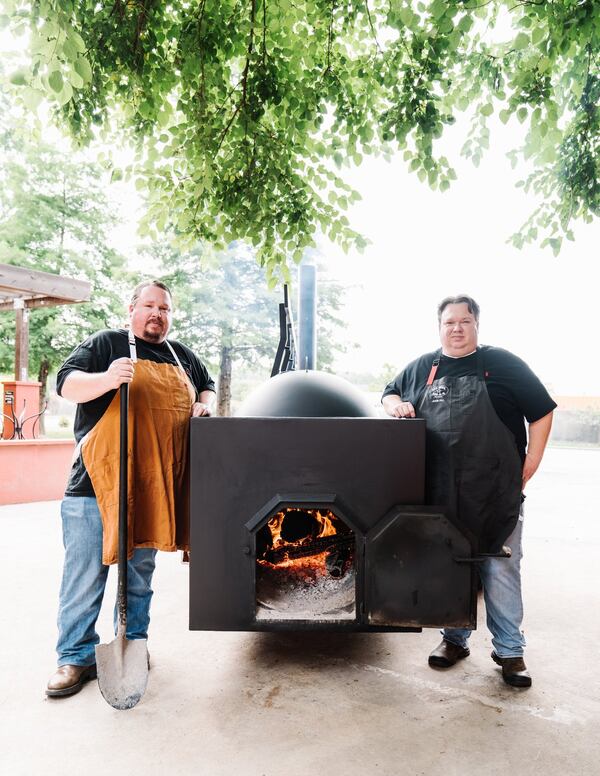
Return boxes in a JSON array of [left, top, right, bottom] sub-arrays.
[[0, 447, 598, 776]]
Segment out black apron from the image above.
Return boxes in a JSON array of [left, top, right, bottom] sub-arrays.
[[417, 348, 522, 553]]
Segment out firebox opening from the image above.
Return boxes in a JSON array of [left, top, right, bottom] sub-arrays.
[[255, 507, 356, 621]]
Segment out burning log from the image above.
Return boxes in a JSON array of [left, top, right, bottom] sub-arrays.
[[254, 508, 357, 618], [263, 533, 354, 565], [325, 546, 352, 578]]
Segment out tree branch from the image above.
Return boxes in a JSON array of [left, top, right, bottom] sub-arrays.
[[133, 0, 151, 58], [241, 0, 257, 108], [216, 0, 256, 154], [364, 1, 382, 55], [197, 0, 207, 104], [325, 1, 335, 75], [262, 0, 267, 65]]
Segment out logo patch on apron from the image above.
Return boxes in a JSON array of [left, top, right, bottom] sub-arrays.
[[430, 384, 448, 403]]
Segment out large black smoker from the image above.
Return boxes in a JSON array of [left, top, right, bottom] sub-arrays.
[[189, 271, 478, 633]]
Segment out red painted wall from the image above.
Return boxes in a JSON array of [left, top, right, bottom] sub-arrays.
[[1, 381, 42, 440], [0, 439, 74, 505]]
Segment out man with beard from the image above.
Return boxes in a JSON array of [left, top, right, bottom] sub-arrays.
[[47, 280, 215, 697]]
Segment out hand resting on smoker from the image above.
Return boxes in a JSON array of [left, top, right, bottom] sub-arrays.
[[382, 395, 416, 419]]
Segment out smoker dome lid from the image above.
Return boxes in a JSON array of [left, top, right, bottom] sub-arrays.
[[236, 370, 377, 418]]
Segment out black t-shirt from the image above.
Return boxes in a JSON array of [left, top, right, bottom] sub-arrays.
[[58, 329, 215, 496], [382, 345, 556, 461]]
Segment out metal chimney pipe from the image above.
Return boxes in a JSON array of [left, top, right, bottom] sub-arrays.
[[297, 261, 317, 371]]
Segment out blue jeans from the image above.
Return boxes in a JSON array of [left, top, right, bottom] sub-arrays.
[[56, 496, 157, 667], [443, 510, 526, 658]]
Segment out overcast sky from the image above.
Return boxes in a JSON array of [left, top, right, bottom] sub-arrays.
[[319, 116, 600, 397]]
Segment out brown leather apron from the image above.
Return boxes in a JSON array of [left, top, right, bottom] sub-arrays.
[[81, 347, 195, 565]]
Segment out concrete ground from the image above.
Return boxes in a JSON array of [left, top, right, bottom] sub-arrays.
[[0, 446, 598, 776]]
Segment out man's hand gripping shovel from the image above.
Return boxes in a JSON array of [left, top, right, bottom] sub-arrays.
[[95, 379, 149, 709]]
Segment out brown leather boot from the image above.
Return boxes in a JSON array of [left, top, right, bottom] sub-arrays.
[[46, 664, 97, 698], [428, 639, 470, 668], [491, 652, 532, 688]]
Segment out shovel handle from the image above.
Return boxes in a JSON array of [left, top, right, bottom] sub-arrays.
[[117, 382, 129, 634]]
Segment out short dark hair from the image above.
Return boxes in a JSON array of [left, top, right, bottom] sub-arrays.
[[130, 280, 172, 307], [437, 295, 480, 325]]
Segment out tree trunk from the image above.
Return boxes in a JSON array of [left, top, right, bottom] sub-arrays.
[[217, 345, 233, 417], [37, 357, 50, 436]]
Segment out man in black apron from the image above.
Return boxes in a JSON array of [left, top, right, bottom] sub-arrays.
[[382, 295, 555, 688]]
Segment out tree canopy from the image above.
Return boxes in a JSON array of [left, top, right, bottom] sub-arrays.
[[0, 110, 129, 414], [6, 0, 599, 273], [151, 241, 348, 414]]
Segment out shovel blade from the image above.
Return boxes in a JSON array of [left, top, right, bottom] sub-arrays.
[[95, 636, 149, 710]]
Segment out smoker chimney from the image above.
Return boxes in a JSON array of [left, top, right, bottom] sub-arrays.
[[297, 259, 317, 370]]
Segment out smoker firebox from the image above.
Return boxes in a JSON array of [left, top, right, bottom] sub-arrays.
[[189, 390, 477, 632]]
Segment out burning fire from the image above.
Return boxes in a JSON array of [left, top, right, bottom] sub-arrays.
[[257, 508, 351, 579], [267, 509, 336, 546]]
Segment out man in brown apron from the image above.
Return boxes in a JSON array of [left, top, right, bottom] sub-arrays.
[[47, 280, 215, 697], [382, 295, 555, 688]]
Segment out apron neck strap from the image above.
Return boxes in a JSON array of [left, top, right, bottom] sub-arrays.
[[164, 340, 197, 401], [128, 330, 137, 362], [126, 332, 193, 397], [426, 347, 484, 386], [475, 346, 485, 380], [127, 331, 184, 373], [426, 351, 442, 386], [164, 340, 185, 373]]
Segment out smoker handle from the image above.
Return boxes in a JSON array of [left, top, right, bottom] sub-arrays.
[[453, 546, 512, 563]]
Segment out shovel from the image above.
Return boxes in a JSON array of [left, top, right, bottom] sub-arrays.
[[96, 382, 149, 710]]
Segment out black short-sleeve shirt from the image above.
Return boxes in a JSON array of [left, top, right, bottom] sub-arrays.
[[382, 345, 556, 461], [58, 329, 215, 496]]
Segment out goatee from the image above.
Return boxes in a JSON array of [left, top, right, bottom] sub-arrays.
[[143, 327, 164, 343]]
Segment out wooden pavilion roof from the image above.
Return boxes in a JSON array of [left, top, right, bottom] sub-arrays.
[[0, 263, 91, 311]]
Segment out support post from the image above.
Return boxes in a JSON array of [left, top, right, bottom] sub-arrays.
[[298, 261, 317, 371], [14, 299, 29, 382]]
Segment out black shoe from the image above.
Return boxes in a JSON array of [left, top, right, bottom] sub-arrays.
[[491, 651, 532, 688], [46, 664, 97, 698], [428, 639, 470, 668]]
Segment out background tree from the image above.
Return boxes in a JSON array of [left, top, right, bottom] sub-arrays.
[[7, 0, 598, 273], [149, 241, 348, 415], [0, 118, 129, 430]]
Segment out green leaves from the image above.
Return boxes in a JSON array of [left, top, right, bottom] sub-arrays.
[[430, 0, 447, 22], [7, 0, 598, 268], [398, 5, 420, 30], [56, 80, 73, 106], [73, 57, 92, 84], [513, 32, 530, 51], [66, 28, 86, 54], [48, 70, 63, 93], [9, 69, 28, 86], [531, 26, 545, 46]]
